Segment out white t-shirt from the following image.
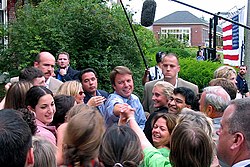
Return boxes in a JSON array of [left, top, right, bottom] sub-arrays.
[[148, 65, 163, 81]]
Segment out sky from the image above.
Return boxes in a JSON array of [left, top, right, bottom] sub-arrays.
[[122, 0, 247, 23]]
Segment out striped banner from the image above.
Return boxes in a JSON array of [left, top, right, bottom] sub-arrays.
[[222, 9, 244, 66]]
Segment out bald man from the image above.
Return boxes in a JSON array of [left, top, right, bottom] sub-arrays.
[[34, 51, 63, 93]]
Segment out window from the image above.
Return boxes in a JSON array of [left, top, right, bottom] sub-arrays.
[[202, 28, 209, 45], [160, 27, 191, 46]]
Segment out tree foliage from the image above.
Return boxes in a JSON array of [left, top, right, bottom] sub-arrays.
[[0, 0, 157, 96], [179, 58, 222, 91], [159, 37, 186, 49]]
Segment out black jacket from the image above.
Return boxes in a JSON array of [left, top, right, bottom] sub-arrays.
[[55, 66, 80, 82]]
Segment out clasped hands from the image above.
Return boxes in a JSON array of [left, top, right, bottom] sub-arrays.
[[118, 103, 136, 126]]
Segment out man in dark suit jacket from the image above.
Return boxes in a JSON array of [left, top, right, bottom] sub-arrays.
[[142, 53, 199, 113], [79, 68, 108, 116], [55, 52, 79, 82], [217, 98, 250, 167]]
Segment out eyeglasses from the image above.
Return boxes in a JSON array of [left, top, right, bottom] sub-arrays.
[[169, 96, 184, 104], [79, 91, 84, 96]]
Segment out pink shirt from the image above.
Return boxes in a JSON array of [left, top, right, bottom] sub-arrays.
[[36, 119, 57, 145]]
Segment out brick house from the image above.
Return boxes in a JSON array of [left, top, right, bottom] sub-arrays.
[[153, 11, 222, 47]]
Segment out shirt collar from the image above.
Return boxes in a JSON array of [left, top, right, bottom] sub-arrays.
[[45, 77, 51, 88], [114, 91, 132, 101], [213, 117, 221, 124], [174, 77, 178, 88], [232, 160, 250, 167]]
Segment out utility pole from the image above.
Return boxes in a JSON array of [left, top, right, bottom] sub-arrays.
[[245, 0, 250, 83]]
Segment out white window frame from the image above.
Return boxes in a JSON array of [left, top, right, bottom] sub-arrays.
[[160, 27, 191, 46]]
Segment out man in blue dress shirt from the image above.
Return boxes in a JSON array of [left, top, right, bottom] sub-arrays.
[[104, 66, 146, 129]]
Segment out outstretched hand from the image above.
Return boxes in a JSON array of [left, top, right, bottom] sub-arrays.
[[118, 104, 135, 126], [87, 96, 106, 107]]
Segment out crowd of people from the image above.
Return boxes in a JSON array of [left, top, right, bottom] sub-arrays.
[[0, 50, 250, 167]]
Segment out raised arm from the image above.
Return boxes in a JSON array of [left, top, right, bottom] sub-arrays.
[[120, 107, 152, 150]]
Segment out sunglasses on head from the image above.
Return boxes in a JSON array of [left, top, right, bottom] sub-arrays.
[[79, 91, 84, 95]]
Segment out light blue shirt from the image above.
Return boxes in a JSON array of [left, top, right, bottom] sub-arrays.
[[96, 90, 106, 117], [104, 92, 146, 129], [213, 117, 221, 142]]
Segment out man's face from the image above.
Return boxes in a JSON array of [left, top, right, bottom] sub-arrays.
[[32, 76, 46, 86], [168, 93, 188, 114], [239, 66, 247, 76], [217, 104, 235, 165], [57, 54, 69, 69], [162, 56, 180, 80], [81, 72, 97, 95], [113, 73, 134, 98], [34, 52, 55, 80]]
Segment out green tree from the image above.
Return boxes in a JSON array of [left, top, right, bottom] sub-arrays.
[[159, 37, 186, 49], [179, 58, 222, 91], [1, 0, 153, 96]]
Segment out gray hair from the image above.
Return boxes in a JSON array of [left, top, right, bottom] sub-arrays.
[[178, 108, 213, 138], [203, 86, 231, 113], [228, 98, 250, 149], [32, 136, 57, 167]]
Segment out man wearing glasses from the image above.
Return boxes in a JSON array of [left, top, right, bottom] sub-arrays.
[[168, 87, 197, 114]]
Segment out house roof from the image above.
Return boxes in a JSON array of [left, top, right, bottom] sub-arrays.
[[154, 11, 208, 25]]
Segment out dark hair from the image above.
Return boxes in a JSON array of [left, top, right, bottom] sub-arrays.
[[173, 87, 197, 109], [0, 109, 32, 167], [79, 68, 97, 82], [99, 125, 143, 167], [35, 52, 41, 63], [156, 51, 165, 63], [209, 78, 237, 100], [240, 65, 247, 70], [110, 66, 132, 86], [52, 95, 75, 128], [151, 113, 177, 148], [18, 108, 37, 135], [19, 67, 44, 83], [25, 86, 53, 109], [170, 121, 213, 167], [4, 81, 33, 110]]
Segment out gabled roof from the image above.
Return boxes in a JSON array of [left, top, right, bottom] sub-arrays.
[[154, 11, 208, 25]]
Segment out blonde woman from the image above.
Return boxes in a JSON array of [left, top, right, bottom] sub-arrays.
[[144, 81, 174, 145], [56, 80, 84, 104], [214, 65, 237, 85], [57, 80, 103, 106], [213, 66, 244, 98]]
